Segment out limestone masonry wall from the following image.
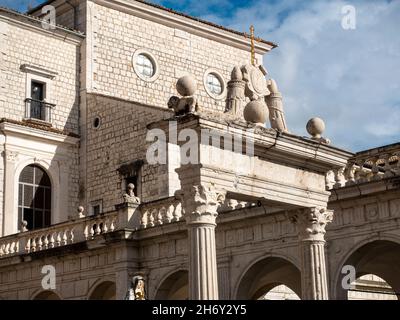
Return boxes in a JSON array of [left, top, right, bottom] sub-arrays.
[[85, 93, 172, 210], [0, 18, 81, 135], [89, 2, 255, 113]]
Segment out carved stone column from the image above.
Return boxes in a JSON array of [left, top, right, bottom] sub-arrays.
[[177, 185, 226, 300], [290, 207, 333, 300], [225, 66, 245, 118]]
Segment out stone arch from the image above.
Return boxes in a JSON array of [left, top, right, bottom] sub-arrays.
[[154, 269, 188, 300], [32, 290, 61, 300], [335, 237, 400, 300], [235, 255, 301, 300], [88, 280, 116, 300]]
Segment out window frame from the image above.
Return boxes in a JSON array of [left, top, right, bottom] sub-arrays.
[[21, 64, 57, 124], [89, 200, 103, 216], [203, 69, 226, 100], [132, 49, 160, 82], [18, 164, 52, 231]]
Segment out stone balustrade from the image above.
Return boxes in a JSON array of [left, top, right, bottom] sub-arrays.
[[0, 211, 119, 258], [0, 196, 259, 258], [327, 144, 400, 190], [140, 197, 183, 228]]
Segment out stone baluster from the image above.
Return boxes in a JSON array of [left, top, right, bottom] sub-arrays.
[[325, 170, 335, 190], [84, 225, 89, 240], [164, 204, 174, 223], [370, 157, 381, 181], [383, 154, 395, 178], [95, 223, 101, 235], [43, 235, 49, 249], [344, 163, 357, 186], [148, 210, 155, 227], [177, 185, 226, 300], [110, 217, 116, 231], [31, 237, 37, 252], [37, 236, 43, 251], [156, 208, 163, 225], [333, 167, 345, 188], [70, 229, 75, 243], [25, 238, 31, 253], [354, 160, 367, 183], [49, 233, 55, 248], [290, 207, 333, 300], [172, 202, 182, 222], [395, 153, 400, 174]]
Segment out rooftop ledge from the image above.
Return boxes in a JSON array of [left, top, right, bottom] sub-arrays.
[[28, 0, 275, 53], [148, 112, 354, 174]]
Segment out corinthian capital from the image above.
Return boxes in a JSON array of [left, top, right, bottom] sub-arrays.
[[289, 207, 333, 241], [175, 185, 226, 225]]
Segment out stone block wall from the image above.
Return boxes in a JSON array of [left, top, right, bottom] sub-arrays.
[[88, 2, 254, 113], [85, 93, 172, 210], [0, 15, 81, 135]]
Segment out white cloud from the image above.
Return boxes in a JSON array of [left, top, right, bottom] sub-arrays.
[[217, 0, 400, 152], [180, 0, 400, 152]]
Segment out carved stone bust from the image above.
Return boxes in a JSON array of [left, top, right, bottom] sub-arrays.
[[123, 183, 140, 204]]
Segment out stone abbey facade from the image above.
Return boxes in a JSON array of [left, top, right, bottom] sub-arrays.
[[0, 0, 399, 300]]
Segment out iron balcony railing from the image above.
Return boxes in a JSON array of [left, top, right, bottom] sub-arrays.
[[24, 98, 56, 123]]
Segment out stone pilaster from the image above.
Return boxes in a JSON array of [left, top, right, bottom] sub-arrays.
[[176, 185, 226, 300], [290, 207, 333, 300], [218, 256, 231, 299]]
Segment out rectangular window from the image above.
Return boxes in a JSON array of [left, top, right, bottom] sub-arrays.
[[25, 80, 55, 123], [30, 81, 45, 121], [90, 200, 103, 216]]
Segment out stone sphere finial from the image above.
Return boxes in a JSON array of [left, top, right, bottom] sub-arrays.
[[176, 75, 197, 97], [243, 100, 269, 125], [306, 117, 325, 139]]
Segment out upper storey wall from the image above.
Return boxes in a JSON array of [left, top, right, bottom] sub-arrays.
[[0, 13, 82, 135], [86, 1, 263, 112]]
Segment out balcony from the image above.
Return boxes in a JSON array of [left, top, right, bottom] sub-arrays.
[[327, 143, 400, 189], [24, 98, 55, 124]]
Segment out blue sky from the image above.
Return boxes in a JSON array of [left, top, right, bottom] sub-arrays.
[[1, 0, 399, 152]]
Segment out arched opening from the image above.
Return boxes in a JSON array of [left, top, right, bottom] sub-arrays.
[[260, 284, 300, 300], [33, 291, 61, 300], [89, 281, 116, 300], [348, 274, 397, 300], [18, 164, 51, 230], [155, 270, 188, 300], [337, 240, 400, 300], [236, 256, 301, 300]]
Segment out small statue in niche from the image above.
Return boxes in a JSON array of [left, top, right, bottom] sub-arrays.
[[123, 183, 140, 204], [20, 220, 28, 232], [168, 75, 198, 115], [125, 275, 146, 300]]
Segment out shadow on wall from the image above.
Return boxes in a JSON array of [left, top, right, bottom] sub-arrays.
[[155, 270, 188, 300], [235, 256, 301, 300], [335, 239, 400, 300]]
